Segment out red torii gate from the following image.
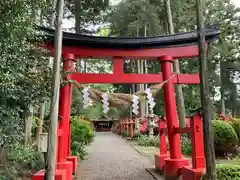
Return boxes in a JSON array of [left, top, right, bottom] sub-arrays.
[[33, 26, 219, 180]]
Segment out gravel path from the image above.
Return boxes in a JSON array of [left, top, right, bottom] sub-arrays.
[[77, 132, 155, 180]]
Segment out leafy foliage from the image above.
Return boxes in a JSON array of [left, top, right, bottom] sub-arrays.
[[137, 135, 160, 147], [65, 0, 109, 33], [70, 116, 95, 159], [212, 120, 238, 156], [201, 164, 240, 180], [180, 135, 192, 155], [121, 130, 129, 138], [0, 0, 51, 146], [0, 143, 44, 180], [109, 0, 164, 36]]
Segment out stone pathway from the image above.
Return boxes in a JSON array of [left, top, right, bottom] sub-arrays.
[[77, 132, 156, 180]]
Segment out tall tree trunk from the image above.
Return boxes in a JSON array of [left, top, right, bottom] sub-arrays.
[[75, 0, 82, 73], [24, 105, 33, 147], [140, 60, 145, 117], [45, 0, 64, 179], [33, 7, 46, 151], [75, 0, 81, 33], [164, 0, 186, 127], [196, 0, 217, 179], [144, 24, 149, 115], [232, 85, 240, 118], [219, 62, 225, 114], [50, 0, 57, 27], [135, 25, 145, 117], [129, 89, 133, 118], [36, 102, 45, 151], [25, 8, 41, 148]]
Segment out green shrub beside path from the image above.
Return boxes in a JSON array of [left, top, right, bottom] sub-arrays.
[[70, 116, 95, 160]]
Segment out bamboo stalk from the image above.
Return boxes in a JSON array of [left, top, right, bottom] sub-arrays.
[[45, 0, 64, 179]]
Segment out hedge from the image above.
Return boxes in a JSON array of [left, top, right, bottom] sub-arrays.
[[201, 164, 240, 180], [212, 120, 238, 155]]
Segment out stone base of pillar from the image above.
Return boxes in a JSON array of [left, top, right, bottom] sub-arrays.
[[67, 156, 78, 174], [57, 161, 73, 180], [155, 153, 169, 174], [32, 169, 66, 180], [164, 158, 190, 180], [182, 166, 204, 180]]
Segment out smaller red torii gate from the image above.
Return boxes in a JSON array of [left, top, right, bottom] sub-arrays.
[[33, 26, 219, 180]]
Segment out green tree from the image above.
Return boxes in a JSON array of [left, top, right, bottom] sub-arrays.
[[0, 0, 51, 146]]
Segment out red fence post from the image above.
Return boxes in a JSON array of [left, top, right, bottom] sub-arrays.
[[182, 112, 205, 180], [155, 118, 169, 173], [191, 113, 205, 169], [129, 118, 134, 139], [160, 119, 168, 156]]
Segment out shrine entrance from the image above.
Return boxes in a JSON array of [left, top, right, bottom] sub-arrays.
[[33, 26, 220, 180], [92, 117, 113, 132]]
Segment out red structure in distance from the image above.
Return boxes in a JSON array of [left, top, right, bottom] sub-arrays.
[[32, 26, 220, 180]]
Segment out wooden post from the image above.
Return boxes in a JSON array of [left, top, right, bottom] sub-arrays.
[[45, 0, 64, 179], [37, 102, 45, 151], [196, 0, 216, 179], [24, 105, 33, 147]]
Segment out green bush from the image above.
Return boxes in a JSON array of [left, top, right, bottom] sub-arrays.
[[71, 117, 95, 159], [201, 164, 240, 180], [212, 120, 238, 155], [133, 130, 141, 140], [181, 135, 192, 155], [0, 143, 44, 180], [137, 135, 160, 147], [121, 130, 128, 137], [230, 118, 240, 139], [8, 143, 44, 170]]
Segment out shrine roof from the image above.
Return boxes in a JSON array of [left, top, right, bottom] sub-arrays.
[[38, 26, 220, 49]]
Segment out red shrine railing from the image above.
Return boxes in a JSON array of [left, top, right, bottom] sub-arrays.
[[157, 111, 205, 180]]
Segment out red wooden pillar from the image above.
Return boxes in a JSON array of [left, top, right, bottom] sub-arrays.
[[56, 54, 76, 179], [65, 54, 78, 174], [160, 56, 189, 180]]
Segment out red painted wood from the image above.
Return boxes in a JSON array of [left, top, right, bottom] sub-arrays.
[[44, 43, 199, 59], [175, 127, 191, 134], [68, 72, 200, 84], [161, 55, 182, 159], [113, 57, 124, 75], [159, 120, 167, 155], [58, 57, 74, 163], [190, 113, 205, 169]]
